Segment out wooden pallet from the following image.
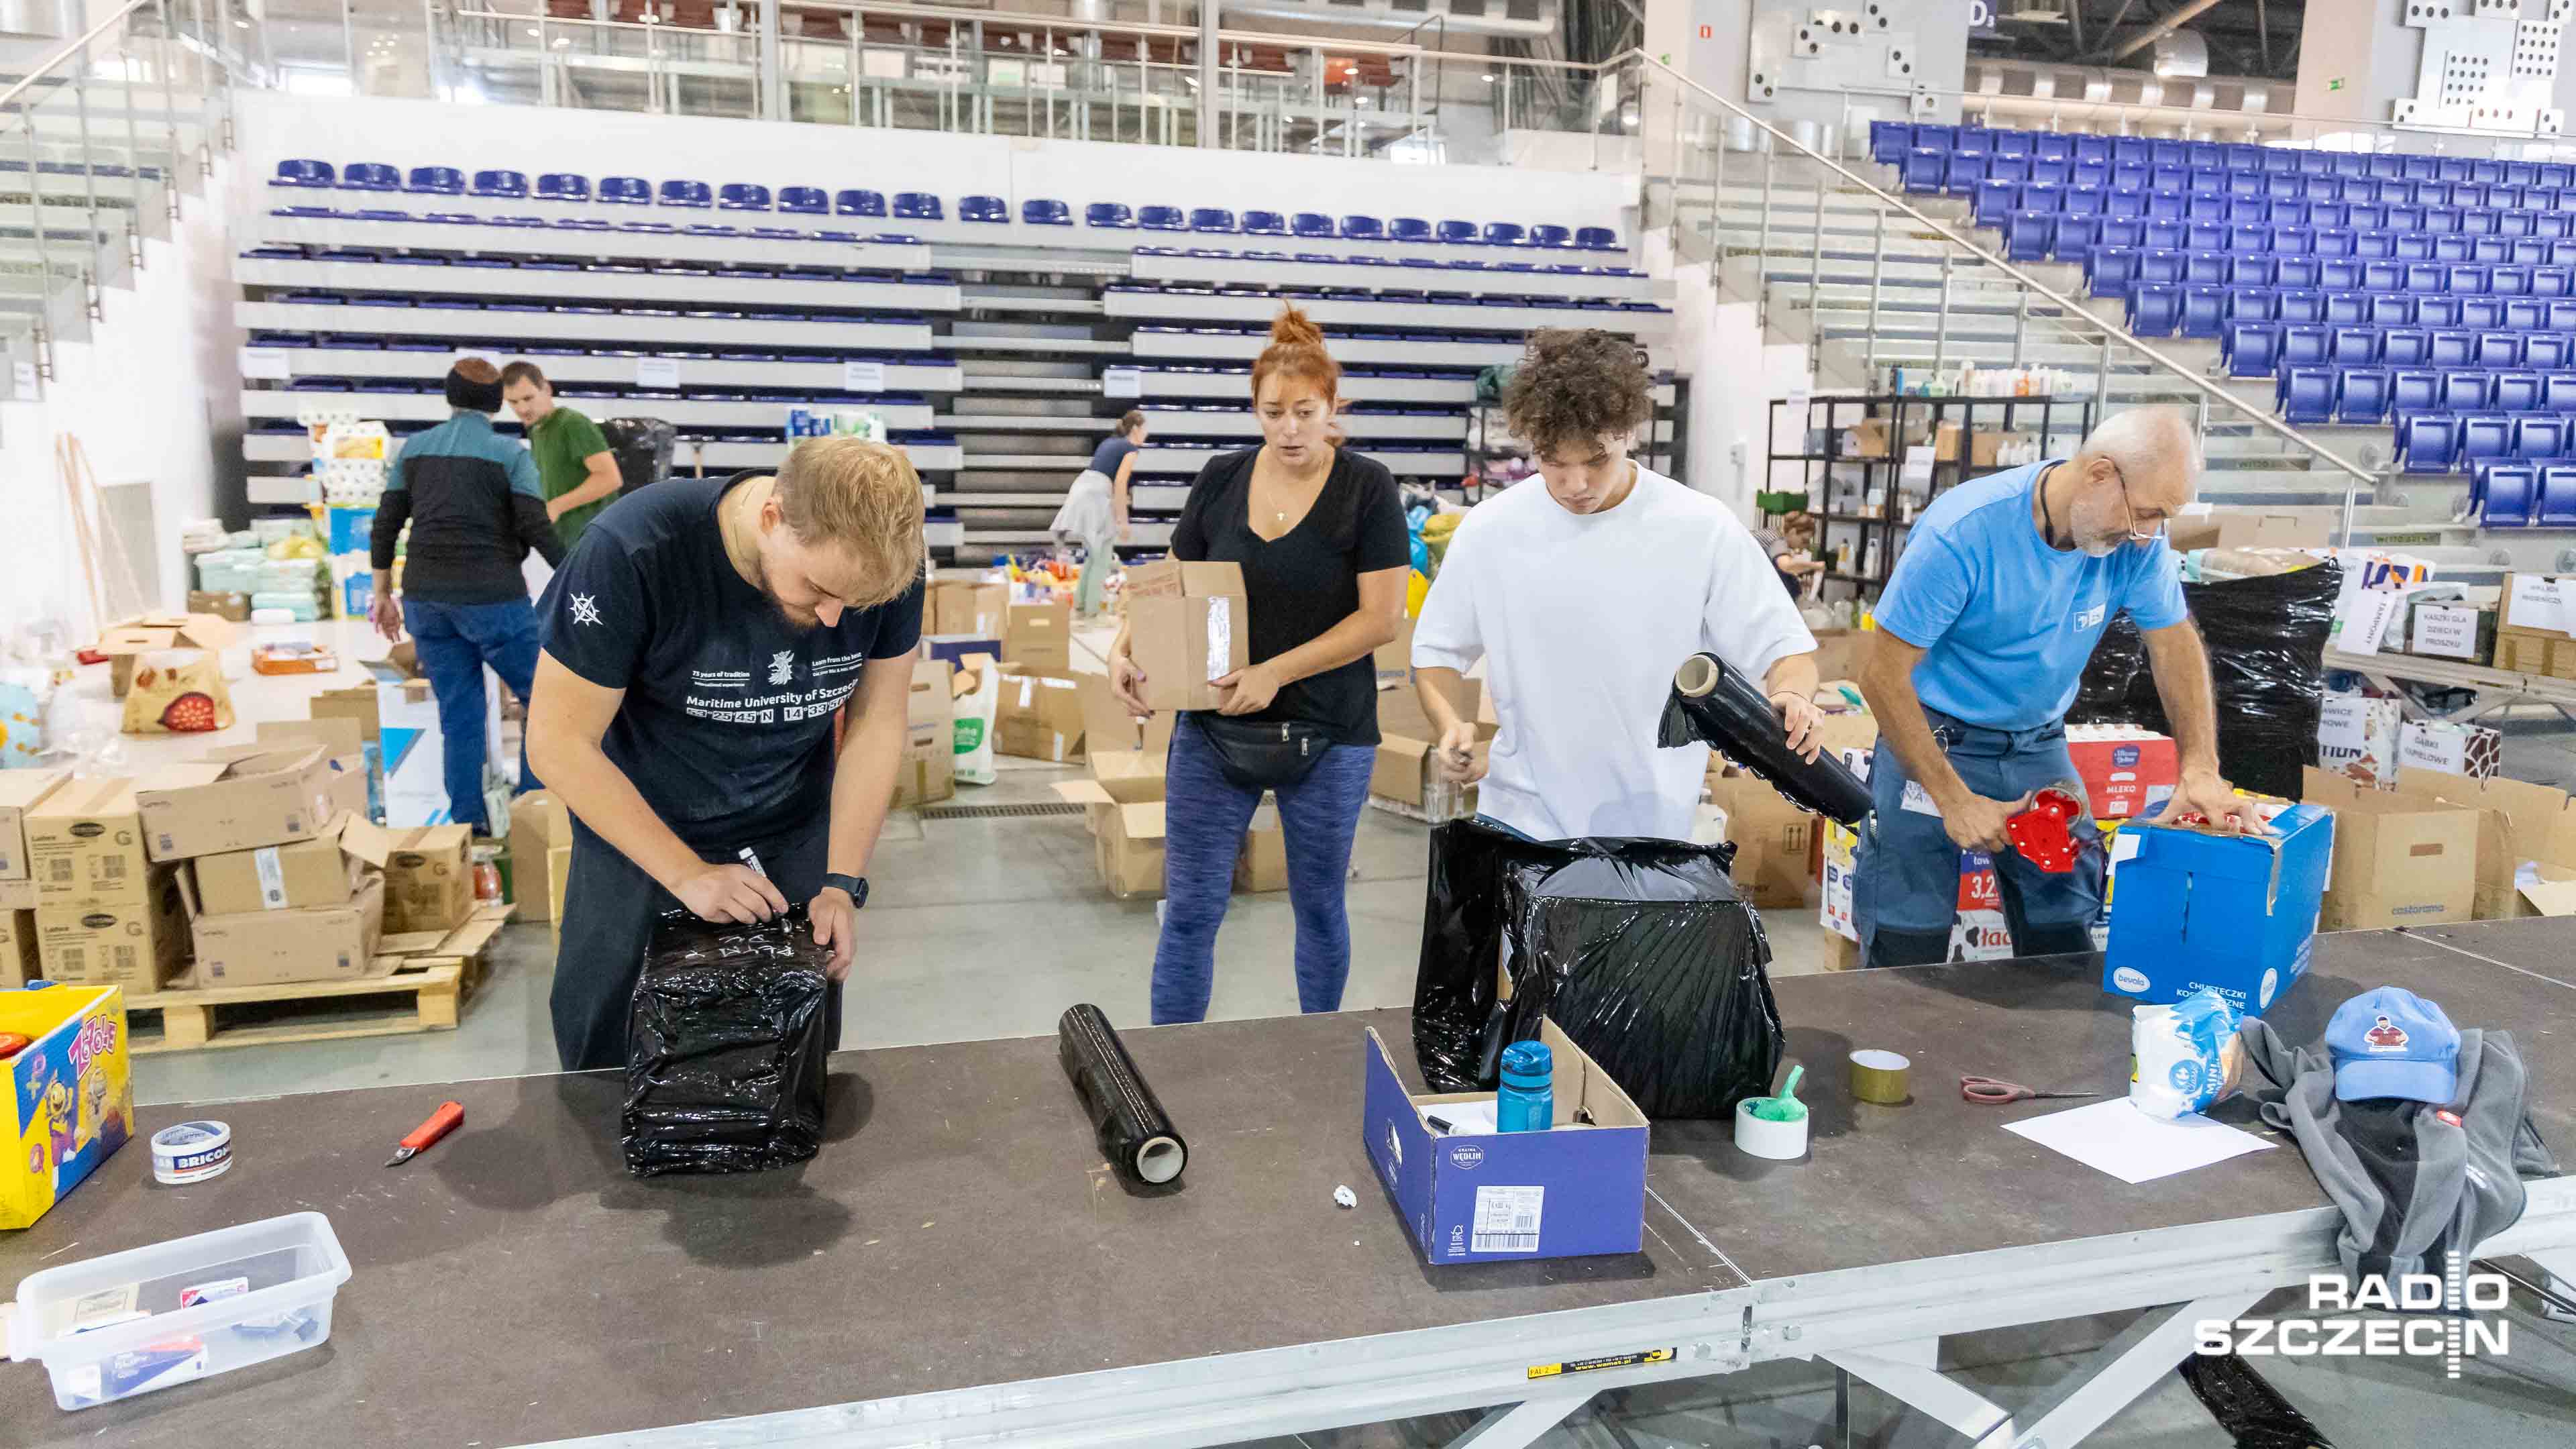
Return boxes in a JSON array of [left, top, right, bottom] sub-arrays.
[[123, 903, 512, 1055]]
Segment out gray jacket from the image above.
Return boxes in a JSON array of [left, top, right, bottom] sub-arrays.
[[2237, 1020, 2559, 1283]]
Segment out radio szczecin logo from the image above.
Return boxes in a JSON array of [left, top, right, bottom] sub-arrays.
[[2194, 1254, 2509, 1379]]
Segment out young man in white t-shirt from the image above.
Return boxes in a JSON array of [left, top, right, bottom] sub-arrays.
[[1411, 331, 1823, 841]]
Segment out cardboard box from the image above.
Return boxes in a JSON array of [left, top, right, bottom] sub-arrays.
[[380, 823, 472, 934], [1124, 559, 1249, 712], [0, 983, 131, 1229], [2499, 572, 2575, 642], [2102, 800, 2334, 1015], [34, 867, 189, 994], [191, 814, 369, 915], [1806, 629, 1863, 688], [1072, 674, 1174, 803], [1933, 421, 1962, 462], [994, 669, 1085, 763], [2316, 693, 2403, 787], [1707, 769, 1815, 908], [1377, 673, 1483, 745], [2167, 509, 2332, 553], [1362, 1019, 1648, 1265], [0, 878, 28, 912], [379, 669, 501, 828], [133, 743, 335, 863], [2063, 724, 2180, 820], [309, 683, 382, 745], [1235, 806, 1287, 893], [186, 588, 252, 623], [1843, 417, 1892, 459], [95, 612, 237, 698], [257, 717, 371, 824], [2408, 600, 2498, 665], [0, 909, 35, 987], [25, 777, 149, 910], [929, 578, 1008, 637], [2552, 637, 2576, 683], [1053, 795, 1164, 899], [2301, 769, 2480, 930], [508, 792, 570, 924], [892, 718, 957, 810], [191, 875, 386, 989], [2496, 631, 2551, 676], [2387, 772, 2576, 920], [1370, 735, 1487, 820], [1004, 600, 1073, 675], [2396, 720, 2502, 784], [922, 634, 1005, 672], [0, 768, 67, 881], [1970, 431, 2027, 468]]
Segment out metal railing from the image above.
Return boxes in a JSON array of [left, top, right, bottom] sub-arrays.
[[0, 0, 241, 380], [1629, 52, 2377, 544]]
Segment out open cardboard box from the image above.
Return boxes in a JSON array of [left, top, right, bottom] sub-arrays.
[[133, 743, 336, 863], [2388, 770, 2576, 920], [95, 613, 237, 698], [2301, 768, 2479, 928]]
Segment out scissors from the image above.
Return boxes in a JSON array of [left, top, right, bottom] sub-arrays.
[[1961, 1075, 2102, 1106]]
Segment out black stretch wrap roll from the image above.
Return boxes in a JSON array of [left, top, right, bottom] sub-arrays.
[[1058, 1004, 1188, 1185], [1656, 651, 1872, 824], [623, 906, 830, 1177]]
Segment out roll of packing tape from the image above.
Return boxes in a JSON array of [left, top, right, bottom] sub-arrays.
[[1733, 1098, 1809, 1161], [151, 1120, 233, 1185], [1849, 1049, 1912, 1105]]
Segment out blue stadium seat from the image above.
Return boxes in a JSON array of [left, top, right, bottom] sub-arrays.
[[894, 192, 944, 219], [2495, 264, 2533, 295], [535, 172, 594, 205], [658, 180, 712, 208], [2076, 160, 2113, 192], [2500, 209, 2539, 238], [2414, 180, 2453, 208], [2051, 215, 2102, 262], [718, 183, 773, 211], [2477, 329, 2521, 370], [2419, 296, 2465, 327], [1904, 150, 1946, 194], [2430, 233, 2473, 262], [338, 162, 397, 191], [1991, 154, 2033, 187], [1574, 226, 1619, 251], [1292, 213, 1335, 239], [2192, 195, 2233, 225], [2330, 325, 2379, 362], [2325, 291, 2368, 326], [2270, 199, 2311, 227], [1872, 121, 1915, 164], [2277, 288, 2325, 323], [2332, 153, 2369, 178], [2227, 254, 2277, 288], [2314, 227, 2357, 258], [1140, 206, 1187, 231], [2282, 324, 2330, 366], [2143, 218, 2186, 250], [2186, 221, 2228, 252], [2392, 369, 2440, 417], [2339, 367, 2392, 423], [2182, 285, 2226, 337], [2540, 163, 2571, 187], [2470, 158, 2504, 184], [1437, 219, 1479, 245], [472, 169, 529, 199], [596, 176, 648, 206], [2528, 332, 2571, 370], [2340, 176, 2379, 203], [2265, 173, 2302, 201], [1395, 217, 1438, 244], [2063, 183, 2105, 215], [2128, 283, 2182, 336], [1974, 180, 2021, 227], [407, 166, 464, 195], [2514, 238, 2552, 265], [2279, 366, 2336, 423], [2100, 217, 2145, 249], [2368, 293, 2417, 327], [2482, 464, 2539, 525], [1944, 154, 1988, 195], [2223, 286, 2277, 323], [2008, 212, 2055, 261], [2114, 161, 2150, 193], [1247, 210, 1291, 236], [2277, 256, 2324, 288], [2432, 333, 2479, 370], [1189, 208, 1237, 233], [2137, 248, 2184, 286], [774, 186, 825, 215], [2030, 158, 2073, 188], [2401, 156, 2437, 182], [2076, 136, 2113, 167], [2383, 329, 2432, 367], [2399, 413, 2460, 471], [2542, 466, 2576, 526], [2464, 415, 2516, 468], [2404, 262, 2446, 293], [274, 158, 334, 188], [2538, 215, 2574, 239], [2225, 321, 2282, 378], [2389, 204, 2426, 231], [2228, 222, 2269, 253], [835, 188, 885, 217], [1529, 223, 1572, 249], [2184, 250, 2229, 285], [2038, 133, 2076, 164], [2276, 225, 2318, 256], [2474, 236, 2513, 264], [1347, 216, 1392, 241], [2353, 230, 2395, 260], [2106, 186, 2147, 219], [2443, 368, 2493, 410], [2499, 372, 2548, 413], [959, 195, 1006, 223], [2147, 190, 2188, 222], [2226, 169, 2263, 199], [1085, 202, 1134, 228], [2321, 259, 2365, 291], [1022, 199, 1073, 226], [2088, 246, 2139, 297], [2361, 260, 2405, 293]]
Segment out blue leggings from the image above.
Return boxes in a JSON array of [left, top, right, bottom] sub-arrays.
[[1150, 713, 1379, 1024]]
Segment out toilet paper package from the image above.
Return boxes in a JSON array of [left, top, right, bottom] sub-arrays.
[[2129, 987, 2245, 1120]]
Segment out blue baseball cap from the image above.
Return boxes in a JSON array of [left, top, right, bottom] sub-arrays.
[[2328, 987, 2460, 1105]]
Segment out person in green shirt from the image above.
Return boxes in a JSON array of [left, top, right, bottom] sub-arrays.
[[502, 361, 624, 550]]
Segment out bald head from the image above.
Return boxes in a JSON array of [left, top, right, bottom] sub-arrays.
[[2078, 407, 2200, 516]]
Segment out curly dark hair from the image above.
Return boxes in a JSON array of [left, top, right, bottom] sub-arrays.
[[1502, 329, 1653, 460]]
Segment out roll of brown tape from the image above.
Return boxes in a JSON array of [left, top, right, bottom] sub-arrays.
[[1849, 1049, 1912, 1105]]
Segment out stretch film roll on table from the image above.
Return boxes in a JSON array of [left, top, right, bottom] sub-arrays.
[[1058, 1004, 1189, 1185], [1657, 651, 1873, 824]]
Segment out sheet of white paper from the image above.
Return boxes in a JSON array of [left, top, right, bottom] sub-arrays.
[[2001, 1097, 2276, 1185], [1429, 1100, 1500, 1134]]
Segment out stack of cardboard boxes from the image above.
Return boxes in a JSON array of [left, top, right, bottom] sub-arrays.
[[0, 770, 70, 987], [1049, 676, 1286, 900], [895, 658, 960, 810], [2496, 572, 2576, 679], [1371, 674, 1490, 823]]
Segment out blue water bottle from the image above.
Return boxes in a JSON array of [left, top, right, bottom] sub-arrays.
[[1495, 1040, 1554, 1133]]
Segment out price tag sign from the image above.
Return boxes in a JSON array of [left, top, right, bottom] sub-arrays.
[[1102, 366, 1142, 400], [240, 347, 293, 380], [843, 359, 885, 392], [636, 356, 680, 389]]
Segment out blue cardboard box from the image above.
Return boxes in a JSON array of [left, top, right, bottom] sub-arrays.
[[1362, 1021, 1648, 1265], [922, 634, 1004, 670], [2102, 800, 2334, 1016]]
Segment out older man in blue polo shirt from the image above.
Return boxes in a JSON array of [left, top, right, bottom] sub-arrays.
[[1852, 407, 2268, 969]]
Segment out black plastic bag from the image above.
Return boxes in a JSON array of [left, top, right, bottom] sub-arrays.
[[600, 416, 677, 495], [1413, 821, 1784, 1119], [624, 906, 831, 1177], [2072, 561, 2341, 800]]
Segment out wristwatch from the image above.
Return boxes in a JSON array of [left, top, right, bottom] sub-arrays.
[[820, 872, 870, 910]]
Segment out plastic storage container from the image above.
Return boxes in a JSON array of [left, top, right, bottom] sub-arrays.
[[7, 1212, 351, 1411]]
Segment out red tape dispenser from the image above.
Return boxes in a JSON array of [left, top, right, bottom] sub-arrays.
[[2005, 788, 2086, 874]]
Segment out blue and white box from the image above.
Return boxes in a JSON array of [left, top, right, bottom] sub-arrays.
[[1362, 1020, 1648, 1265], [2102, 800, 2334, 1016]]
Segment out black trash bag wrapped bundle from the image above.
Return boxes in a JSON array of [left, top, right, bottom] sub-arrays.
[[1413, 820, 1784, 1119], [600, 416, 677, 496], [2070, 560, 2341, 800], [624, 906, 831, 1177]]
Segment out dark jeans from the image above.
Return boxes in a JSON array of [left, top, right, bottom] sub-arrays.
[[549, 815, 845, 1072], [1149, 713, 1379, 1024], [402, 596, 542, 833]]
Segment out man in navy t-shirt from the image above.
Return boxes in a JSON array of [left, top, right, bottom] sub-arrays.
[[1851, 408, 2269, 969], [527, 437, 927, 1070]]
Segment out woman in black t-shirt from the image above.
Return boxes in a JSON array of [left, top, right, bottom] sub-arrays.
[[1108, 307, 1412, 1024]]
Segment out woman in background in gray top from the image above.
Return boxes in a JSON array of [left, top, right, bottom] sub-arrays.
[[1053, 410, 1147, 617]]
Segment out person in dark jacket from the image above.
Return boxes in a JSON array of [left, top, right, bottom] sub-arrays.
[[369, 356, 566, 832]]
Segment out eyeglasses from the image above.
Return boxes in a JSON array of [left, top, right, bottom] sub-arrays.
[[2106, 461, 2165, 545]]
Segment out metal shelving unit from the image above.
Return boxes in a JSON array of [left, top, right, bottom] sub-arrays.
[[1766, 393, 2094, 600]]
